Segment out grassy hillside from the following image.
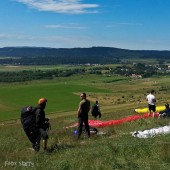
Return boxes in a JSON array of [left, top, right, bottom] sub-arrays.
[[1, 74, 170, 169]]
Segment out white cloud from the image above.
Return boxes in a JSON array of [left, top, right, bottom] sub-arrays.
[[14, 0, 99, 14], [107, 22, 143, 28], [44, 23, 86, 29], [0, 33, 89, 47]]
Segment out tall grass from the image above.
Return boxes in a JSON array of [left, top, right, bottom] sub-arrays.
[[1, 115, 170, 170]]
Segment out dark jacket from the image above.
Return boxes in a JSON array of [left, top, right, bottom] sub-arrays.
[[35, 105, 48, 129], [159, 108, 170, 117]]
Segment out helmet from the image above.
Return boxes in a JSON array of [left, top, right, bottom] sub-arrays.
[[165, 103, 169, 108], [38, 98, 47, 105]]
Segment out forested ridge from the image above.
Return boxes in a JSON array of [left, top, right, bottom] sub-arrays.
[[0, 47, 170, 65]]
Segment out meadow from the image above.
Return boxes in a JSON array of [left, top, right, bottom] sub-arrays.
[[0, 75, 110, 121], [1, 71, 170, 170]]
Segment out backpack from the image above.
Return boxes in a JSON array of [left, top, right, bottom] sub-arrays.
[[21, 106, 37, 131]]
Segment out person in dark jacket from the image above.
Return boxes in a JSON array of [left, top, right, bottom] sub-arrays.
[[35, 98, 49, 151], [159, 103, 170, 118], [91, 101, 102, 118]]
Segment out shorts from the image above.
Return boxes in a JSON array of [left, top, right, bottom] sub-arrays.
[[148, 104, 156, 112]]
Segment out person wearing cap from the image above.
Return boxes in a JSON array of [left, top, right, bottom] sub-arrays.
[[77, 93, 90, 138], [159, 103, 170, 118], [146, 90, 156, 118], [35, 98, 49, 151]]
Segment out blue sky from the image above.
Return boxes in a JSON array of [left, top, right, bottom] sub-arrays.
[[0, 0, 170, 50]]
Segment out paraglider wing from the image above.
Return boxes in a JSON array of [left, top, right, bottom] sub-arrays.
[[67, 113, 159, 128]]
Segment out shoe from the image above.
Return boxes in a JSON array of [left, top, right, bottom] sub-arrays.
[[32, 142, 40, 152], [27, 147, 37, 152]]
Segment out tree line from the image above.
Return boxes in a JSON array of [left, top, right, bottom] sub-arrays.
[[0, 63, 170, 82], [0, 68, 85, 82], [1, 47, 170, 65]]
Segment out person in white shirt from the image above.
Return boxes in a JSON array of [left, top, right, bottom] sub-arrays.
[[146, 90, 156, 118]]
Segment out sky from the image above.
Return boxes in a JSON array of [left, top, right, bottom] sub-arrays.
[[0, 0, 170, 50]]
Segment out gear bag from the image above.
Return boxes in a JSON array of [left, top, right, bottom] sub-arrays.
[[21, 106, 37, 131], [21, 106, 41, 144]]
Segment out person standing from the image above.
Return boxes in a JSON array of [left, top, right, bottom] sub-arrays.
[[21, 98, 49, 152], [91, 100, 102, 118], [35, 98, 49, 151], [77, 93, 90, 139], [146, 90, 156, 118]]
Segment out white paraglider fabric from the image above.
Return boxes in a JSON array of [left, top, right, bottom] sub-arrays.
[[132, 125, 170, 138]]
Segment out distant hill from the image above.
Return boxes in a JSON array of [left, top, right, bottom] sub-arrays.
[[0, 46, 170, 65]]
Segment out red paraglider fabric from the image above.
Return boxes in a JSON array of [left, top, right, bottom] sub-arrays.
[[68, 113, 159, 128]]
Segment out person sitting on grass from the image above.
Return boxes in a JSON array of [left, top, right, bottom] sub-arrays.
[[159, 103, 170, 118]]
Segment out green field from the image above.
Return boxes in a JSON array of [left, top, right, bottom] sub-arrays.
[[0, 74, 111, 121], [0, 65, 65, 71], [1, 72, 170, 169]]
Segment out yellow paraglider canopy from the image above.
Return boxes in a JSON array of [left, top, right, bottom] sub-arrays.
[[135, 106, 165, 113]]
